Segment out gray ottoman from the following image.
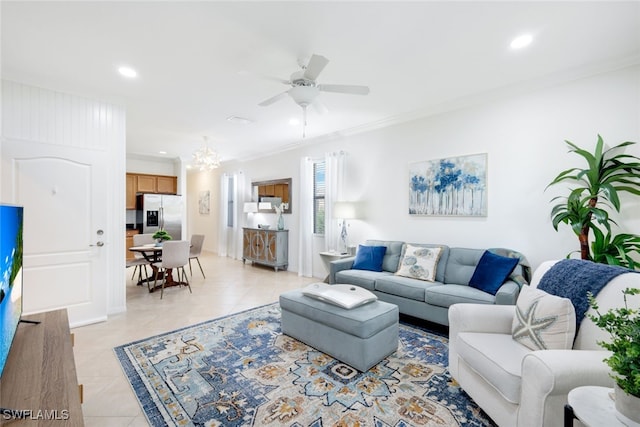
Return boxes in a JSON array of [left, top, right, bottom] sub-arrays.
[[279, 288, 399, 371]]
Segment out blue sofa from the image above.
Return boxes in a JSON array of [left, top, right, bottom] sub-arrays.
[[329, 240, 530, 326]]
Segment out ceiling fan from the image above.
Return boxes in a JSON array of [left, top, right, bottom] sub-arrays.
[[257, 54, 370, 137]]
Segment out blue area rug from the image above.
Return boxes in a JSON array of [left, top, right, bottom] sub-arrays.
[[115, 303, 495, 426]]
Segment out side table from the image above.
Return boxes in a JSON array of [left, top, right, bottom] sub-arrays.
[[565, 386, 638, 427], [319, 251, 351, 283]]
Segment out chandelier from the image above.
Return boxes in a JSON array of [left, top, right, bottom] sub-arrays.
[[192, 136, 221, 171]]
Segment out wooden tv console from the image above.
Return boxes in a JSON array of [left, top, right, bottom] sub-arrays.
[[0, 309, 84, 426]]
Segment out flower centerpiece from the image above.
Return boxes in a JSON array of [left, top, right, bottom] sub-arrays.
[[588, 287, 640, 424], [274, 202, 286, 230], [152, 229, 172, 246]]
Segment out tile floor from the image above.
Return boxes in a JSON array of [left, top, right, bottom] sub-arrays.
[[72, 252, 317, 426]]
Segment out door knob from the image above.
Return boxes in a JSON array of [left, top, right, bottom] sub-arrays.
[[90, 241, 105, 247]]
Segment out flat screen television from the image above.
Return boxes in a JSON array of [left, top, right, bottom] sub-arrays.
[[0, 204, 23, 378]]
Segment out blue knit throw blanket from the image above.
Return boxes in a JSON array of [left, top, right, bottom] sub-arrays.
[[537, 259, 634, 332]]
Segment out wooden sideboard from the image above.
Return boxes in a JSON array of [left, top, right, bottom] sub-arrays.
[[242, 228, 289, 271], [0, 309, 84, 426]]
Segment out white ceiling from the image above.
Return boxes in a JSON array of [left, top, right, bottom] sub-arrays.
[[2, 1, 639, 165]]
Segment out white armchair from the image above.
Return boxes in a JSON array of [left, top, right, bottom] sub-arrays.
[[448, 260, 640, 427]]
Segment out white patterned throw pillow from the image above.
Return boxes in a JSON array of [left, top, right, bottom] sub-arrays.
[[395, 244, 442, 282], [512, 285, 576, 351]]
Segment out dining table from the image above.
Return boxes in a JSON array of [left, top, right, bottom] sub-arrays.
[[128, 244, 188, 292]]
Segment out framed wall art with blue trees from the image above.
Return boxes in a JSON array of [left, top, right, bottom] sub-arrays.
[[409, 153, 487, 216]]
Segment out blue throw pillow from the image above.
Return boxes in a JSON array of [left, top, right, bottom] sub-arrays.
[[469, 251, 520, 295], [352, 245, 387, 272]]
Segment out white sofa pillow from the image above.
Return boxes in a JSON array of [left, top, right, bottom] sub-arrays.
[[512, 285, 576, 350], [395, 244, 442, 282]]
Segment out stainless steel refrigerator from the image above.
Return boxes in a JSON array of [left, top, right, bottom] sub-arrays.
[[137, 194, 183, 240]]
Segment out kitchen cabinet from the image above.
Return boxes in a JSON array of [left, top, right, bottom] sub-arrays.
[[156, 175, 177, 194], [257, 183, 288, 204], [274, 184, 287, 202], [242, 228, 288, 271], [126, 173, 178, 197], [126, 174, 137, 209], [126, 229, 140, 260], [136, 174, 157, 193]]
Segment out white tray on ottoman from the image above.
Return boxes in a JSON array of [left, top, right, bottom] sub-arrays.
[[301, 282, 378, 309], [279, 284, 399, 372]]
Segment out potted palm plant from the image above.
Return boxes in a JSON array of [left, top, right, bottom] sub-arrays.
[[588, 288, 640, 424], [547, 135, 640, 268]]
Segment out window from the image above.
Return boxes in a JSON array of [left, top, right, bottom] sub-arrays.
[[227, 176, 234, 227], [313, 160, 326, 234]]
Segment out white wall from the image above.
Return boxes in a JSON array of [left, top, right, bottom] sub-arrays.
[[186, 169, 221, 254], [202, 65, 639, 276], [126, 155, 181, 176]]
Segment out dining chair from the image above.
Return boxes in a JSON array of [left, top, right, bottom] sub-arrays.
[[188, 234, 206, 278], [127, 233, 155, 283], [153, 240, 192, 299]]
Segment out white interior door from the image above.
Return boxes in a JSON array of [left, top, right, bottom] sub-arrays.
[[3, 140, 108, 326]]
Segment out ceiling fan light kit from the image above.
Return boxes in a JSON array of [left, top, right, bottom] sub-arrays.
[[289, 85, 319, 107], [257, 53, 370, 138]]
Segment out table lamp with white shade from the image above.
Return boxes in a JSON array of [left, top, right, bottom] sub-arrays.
[[333, 201, 358, 254], [243, 202, 258, 214], [243, 202, 258, 227]]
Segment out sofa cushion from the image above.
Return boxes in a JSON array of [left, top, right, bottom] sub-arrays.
[[365, 240, 404, 272], [443, 248, 484, 285], [511, 285, 576, 351], [374, 275, 441, 301], [335, 270, 393, 292], [456, 332, 531, 404], [469, 251, 520, 295], [395, 244, 443, 282], [408, 244, 450, 283], [425, 284, 495, 308], [352, 245, 387, 271]]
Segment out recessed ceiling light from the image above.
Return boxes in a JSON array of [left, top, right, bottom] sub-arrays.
[[510, 34, 533, 49], [289, 118, 300, 126], [118, 66, 138, 78], [158, 151, 167, 155]]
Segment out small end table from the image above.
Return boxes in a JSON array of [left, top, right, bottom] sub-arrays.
[[319, 251, 351, 283], [565, 386, 637, 427]]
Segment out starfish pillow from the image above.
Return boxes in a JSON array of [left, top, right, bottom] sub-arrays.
[[512, 285, 576, 351]]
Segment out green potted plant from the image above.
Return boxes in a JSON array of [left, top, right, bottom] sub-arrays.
[[152, 229, 172, 246], [590, 228, 640, 269], [547, 135, 640, 268], [588, 288, 640, 424]]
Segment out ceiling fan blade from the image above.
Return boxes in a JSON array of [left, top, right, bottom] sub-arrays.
[[318, 84, 370, 95], [303, 54, 329, 80], [258, 91, 289, 107], [260, 75, 290, 85], [239, 70, 290, 85], [312, 99, 328, 115]]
